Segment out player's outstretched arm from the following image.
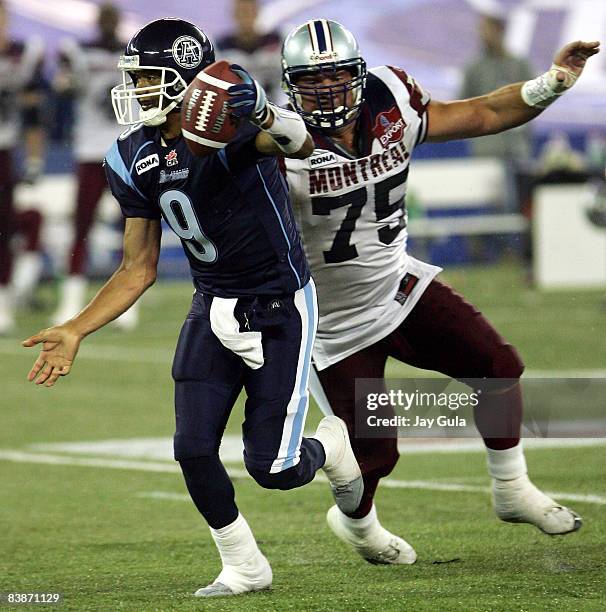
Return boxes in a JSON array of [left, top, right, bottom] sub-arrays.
[[426, 40, 600, 143], [227, 63, 314, 159], [22, 217, 161, 387]]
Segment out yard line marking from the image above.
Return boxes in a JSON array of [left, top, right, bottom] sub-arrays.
[[0, 340, 174, 365], [137, 484, 606, 506], [0, 450, 180, 473], [29, 436, 606, 461], [4, 339, 606, 376], [1, 450, 604, 506]]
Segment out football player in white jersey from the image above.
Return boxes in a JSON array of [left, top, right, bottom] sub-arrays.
[[281, 19, 599, 564], [51, 3, 137, 329], [0, 0, 46, 333]]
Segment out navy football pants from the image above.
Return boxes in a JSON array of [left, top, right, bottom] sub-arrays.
[[173, 280, 325, 503]]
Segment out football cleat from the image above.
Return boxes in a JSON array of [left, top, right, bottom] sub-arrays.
[[194, 553, 272, 598], [312, 416, 364, 514], [492, 474, 582, 535], [326, 505, 417, 565]]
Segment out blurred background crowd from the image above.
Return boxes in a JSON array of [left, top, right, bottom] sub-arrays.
[[0, 0, 605, 334]]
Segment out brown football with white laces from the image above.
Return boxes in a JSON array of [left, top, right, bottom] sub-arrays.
[[180, 60, 242, 157]]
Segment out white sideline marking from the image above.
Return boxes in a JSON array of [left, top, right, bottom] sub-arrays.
[[29, 435, 606, 463], [0, 450, 179, 473], [4, 339, 606, 377], [30, 436, 245, 464], [1, 450, 604, 506], [0, 450, 251, 479]]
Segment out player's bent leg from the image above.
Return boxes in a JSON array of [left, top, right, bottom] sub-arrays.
[[392, 278, 582, 535], [242, 281, 362, 513], [172, 296, 271, 597], [327, 504, 417, 565], [245, 437, 325, 490]]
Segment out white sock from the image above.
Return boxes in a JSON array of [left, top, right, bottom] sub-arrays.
[[486, 443, 527, 480], [10, 252, 43, 303], [210, 513, 261, 567], [0, 286, 14, 315], [338, 504, 378, 535], [55, 275, 87, 317]]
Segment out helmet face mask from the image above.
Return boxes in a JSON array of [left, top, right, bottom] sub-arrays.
[[111, 18, 215, 127], [284, 58, 366, 130], [112, 64, 188, 127], [282, 20, 367, 131]]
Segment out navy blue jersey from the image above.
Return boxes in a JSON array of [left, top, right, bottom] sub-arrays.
[[104, 122, 310, 298]]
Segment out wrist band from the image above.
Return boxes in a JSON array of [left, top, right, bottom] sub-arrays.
[[521, 64, 578, 109], [260, 104, 308, 154]]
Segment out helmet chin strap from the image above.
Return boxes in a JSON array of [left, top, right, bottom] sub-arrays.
[[141, 99, 180, 127]]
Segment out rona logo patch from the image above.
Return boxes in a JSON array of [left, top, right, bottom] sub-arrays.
[[309, 152, 337, 169], [135, 154, 159, 175], [373, 106, 406, 148]]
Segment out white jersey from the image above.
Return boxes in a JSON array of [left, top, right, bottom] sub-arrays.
[[59, 38, 125, 162], [285, 66, 442, 370], [0, 37, 44, 150]]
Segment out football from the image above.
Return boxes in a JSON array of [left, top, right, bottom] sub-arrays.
[[181, 60, 242, 157]]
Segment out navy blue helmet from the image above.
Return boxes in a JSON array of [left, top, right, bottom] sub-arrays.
[[111, 18, 215, 127]]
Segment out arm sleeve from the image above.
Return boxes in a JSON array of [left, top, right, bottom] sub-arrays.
[[223, 121, 272, 173], [104, 141, 160, 219]]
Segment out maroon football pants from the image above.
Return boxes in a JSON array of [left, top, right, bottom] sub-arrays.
[[0, 149, 15, 285], [317, 277, 524, 517], [67, 162, 110, 276], [0, 150, 42, 286]]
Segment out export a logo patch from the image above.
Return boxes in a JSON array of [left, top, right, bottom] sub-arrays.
[[373, 106, 406, 148]]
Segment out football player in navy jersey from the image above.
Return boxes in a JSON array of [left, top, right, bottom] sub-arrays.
[[280, 20, 599, 563], [22, 18, 364, 598]]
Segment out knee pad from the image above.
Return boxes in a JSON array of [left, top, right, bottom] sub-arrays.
[[173, 433, 217, 462], [492, 344, 525, 379]]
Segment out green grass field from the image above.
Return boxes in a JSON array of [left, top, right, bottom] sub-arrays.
[[1, 263, 605, 611]]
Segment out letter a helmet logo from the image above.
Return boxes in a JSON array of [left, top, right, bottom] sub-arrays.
[[172, 35, 203, 69]]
